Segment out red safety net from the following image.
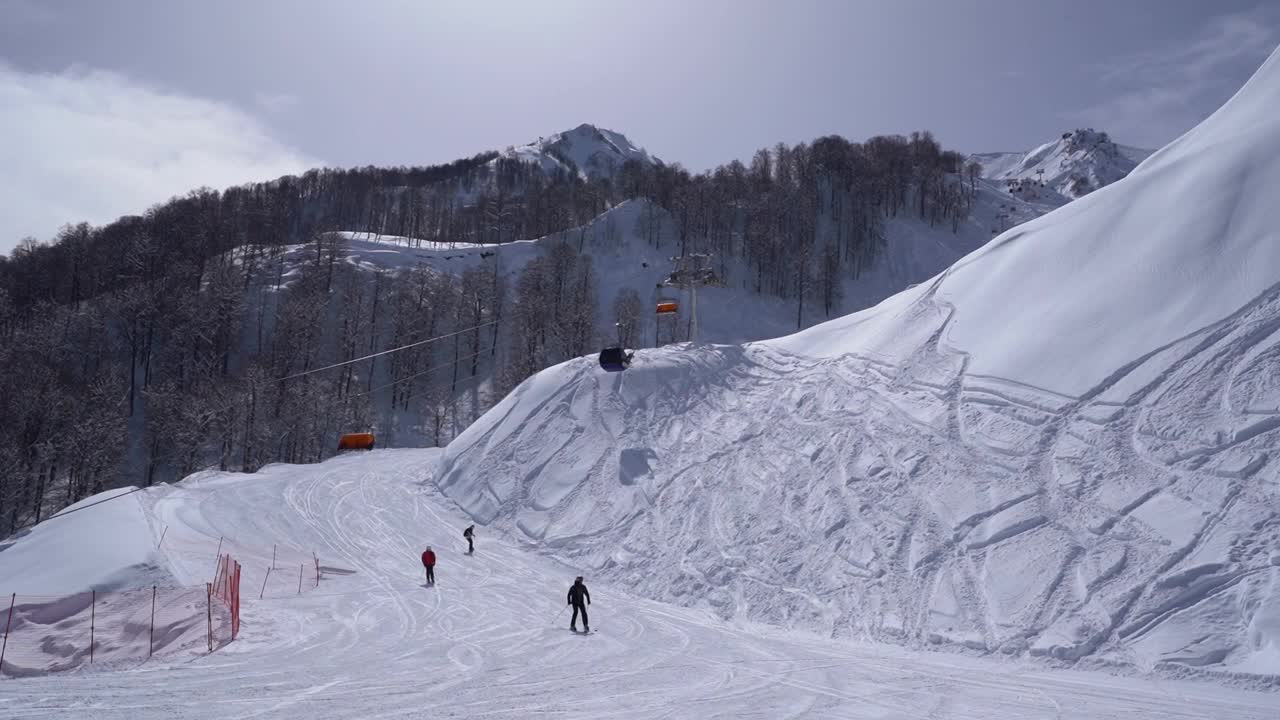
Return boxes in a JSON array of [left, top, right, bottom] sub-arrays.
[[211, 554, 241, 640]]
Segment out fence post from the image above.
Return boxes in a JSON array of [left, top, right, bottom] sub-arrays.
[[314, 553, 320, 587], [260, 567, 272, 600], [272, 544, 277, 570], [213, 537, 224, 576], [149, 585, 157, 658], [233, 562, 241, 640], [298, 564, 303, 595], [206, 583, 213, 652], [90, 590, 96, 664], [157, 525, 168, 550], [1, 592, 15, 674]]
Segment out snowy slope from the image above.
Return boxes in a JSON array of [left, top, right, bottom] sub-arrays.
[[972, 129, 1151, 199], [498, 123, 660, 180], [437, 49, 1280, 678], [3, 452, 1278, 718], [0, 489, 175, 595], [333, 184, 1010, 348], [334, 201, 804, 346]]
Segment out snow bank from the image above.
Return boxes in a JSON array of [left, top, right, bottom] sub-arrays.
[[0, 488, 171, 595], [437, 47, 1280, 678]]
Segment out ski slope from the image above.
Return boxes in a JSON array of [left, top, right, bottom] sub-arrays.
[[3, 450, 1278, 719], [437, 48, 1280, 678]]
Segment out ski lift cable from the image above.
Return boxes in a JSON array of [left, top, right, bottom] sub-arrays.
[[13, 343, 498, 533], [275, 319, 499, 383], [20, 350, 495, 531], [349, 347, 492, 399], [399, 366, 487, 404], [13, 487, 146, 532]]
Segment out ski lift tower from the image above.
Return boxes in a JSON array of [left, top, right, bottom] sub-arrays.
[[657, 253, 722, 344]]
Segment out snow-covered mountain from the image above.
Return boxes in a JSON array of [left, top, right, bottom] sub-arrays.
[[321, 178, 1013, 349], [319, 141, 1101, 445], [972, 129, 1152, 200], [498, 123, 660, 180], [436, 48, 1280, 678]]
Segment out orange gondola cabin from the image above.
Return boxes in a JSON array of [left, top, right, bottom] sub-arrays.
[[337, 432, 376, 451]]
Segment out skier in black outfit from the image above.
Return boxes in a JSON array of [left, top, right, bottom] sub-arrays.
[[463, 525, 475, 554], [567, 576, 590, 632]]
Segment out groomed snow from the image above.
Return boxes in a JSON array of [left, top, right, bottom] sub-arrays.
[[2, 451, 1278, 718], [436, 47, 1280, 680], [0, 488, 175, 595]]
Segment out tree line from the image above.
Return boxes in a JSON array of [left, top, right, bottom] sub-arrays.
[[0, 129, 977, 534]]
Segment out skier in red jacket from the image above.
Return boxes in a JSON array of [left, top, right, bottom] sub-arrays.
[[421, 547, 436, 585]]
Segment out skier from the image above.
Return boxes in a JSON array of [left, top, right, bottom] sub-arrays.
[[463, 525, 475, 554], [567, 576, 591, 633], [421, 546, 436, 585]]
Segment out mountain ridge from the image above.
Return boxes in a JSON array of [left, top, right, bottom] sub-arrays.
[[497, 123, 661, 180], [970, 128, 1152, 200]]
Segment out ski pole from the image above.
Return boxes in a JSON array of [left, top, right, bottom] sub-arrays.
[[553, 604, 569, 626]]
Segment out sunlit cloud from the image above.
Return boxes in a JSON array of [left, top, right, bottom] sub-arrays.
[[0, 64, 319, 254]]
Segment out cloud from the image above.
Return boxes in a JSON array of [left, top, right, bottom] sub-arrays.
[[254, 90, 300, 114], [0, 64, 319, 254], [1073, 7, 1280, 147]]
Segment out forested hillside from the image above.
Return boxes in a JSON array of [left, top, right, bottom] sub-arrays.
[[0, 127, 982, 534]]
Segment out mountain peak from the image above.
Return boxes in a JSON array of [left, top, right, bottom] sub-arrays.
[[971, 129, 1152, 199], [500, 124, 659, 180]]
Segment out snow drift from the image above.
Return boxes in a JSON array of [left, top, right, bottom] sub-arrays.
[[438, 48, 1280, 677], [0, 489, 176, 595]]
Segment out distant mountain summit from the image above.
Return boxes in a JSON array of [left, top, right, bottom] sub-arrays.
[[971, 129, 1152, 199], [499, 123, 660, 180]]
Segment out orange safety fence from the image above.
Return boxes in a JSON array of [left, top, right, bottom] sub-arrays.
[[211, 555, 241, 640], [0, 584, 233, 678], [157, 529, 324, 601], [1, 524, 327, 679]]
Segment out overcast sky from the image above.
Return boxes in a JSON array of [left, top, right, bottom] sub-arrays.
[[2, 0, 1278, 254]]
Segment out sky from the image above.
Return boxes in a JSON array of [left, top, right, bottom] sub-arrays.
[[1, 0, 1278, 254]]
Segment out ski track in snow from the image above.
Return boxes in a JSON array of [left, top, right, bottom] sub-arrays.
[[437, 278, 1280, 680], [3, 450, 1278, 719]]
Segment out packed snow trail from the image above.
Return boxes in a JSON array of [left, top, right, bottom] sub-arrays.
[[3, 450, 1278, 719], [436, 45, 1280, 678]]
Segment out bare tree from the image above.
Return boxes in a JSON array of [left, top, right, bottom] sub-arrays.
[[612, 288, 644, 347]]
